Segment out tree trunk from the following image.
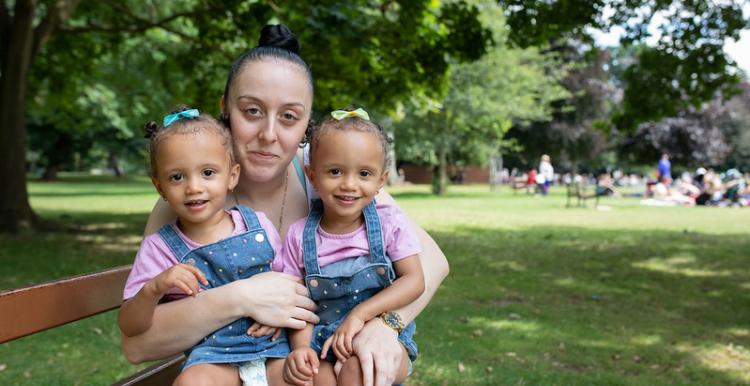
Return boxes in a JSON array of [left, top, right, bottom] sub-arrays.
[[42, 164, 60, 181], [109, 151, 122, 177], [0, 1, 37, 232], [431, 145, 448, 195]]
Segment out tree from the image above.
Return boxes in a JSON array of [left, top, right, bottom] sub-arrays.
[[395, 3, 568, 194], [1, 0, 491, 233], [499, 0, 749, 131], [505, 42, 614, 172]]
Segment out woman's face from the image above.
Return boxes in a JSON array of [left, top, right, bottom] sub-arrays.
[[224, 59, 312, 183]]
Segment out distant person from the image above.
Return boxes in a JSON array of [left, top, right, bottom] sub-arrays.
[[657, 153, 672, 184], [526, 168, 538, 194], [539, 154, 554, 195], [595, 174, 619, 197]]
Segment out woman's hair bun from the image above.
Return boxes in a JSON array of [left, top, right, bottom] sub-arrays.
[[258, 24, 300, 55]]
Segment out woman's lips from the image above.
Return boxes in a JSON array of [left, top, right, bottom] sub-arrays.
[[249, 150, 278, 161]]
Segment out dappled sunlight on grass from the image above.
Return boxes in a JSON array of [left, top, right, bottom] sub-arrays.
[[677, 342, 750, 384], [633, 255, 736, 278], [724, 328, 750, 338], [630, 334, 664, 346], [482, 318, 542, 334]]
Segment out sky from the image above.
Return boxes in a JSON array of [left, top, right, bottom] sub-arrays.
[[589, 3, 750, 75]]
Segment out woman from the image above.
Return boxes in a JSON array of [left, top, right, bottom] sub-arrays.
[[121, 25, 448, 386]]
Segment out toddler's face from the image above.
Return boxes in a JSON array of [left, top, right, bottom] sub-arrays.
[[306, 129, 388, 226], [152, 131, 240, 228]]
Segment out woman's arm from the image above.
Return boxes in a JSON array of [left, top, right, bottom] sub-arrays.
[[122, 199, 318, 364], [372, 190, 449, 322], [122, 271, 317, 363], [351, 189, 449, 386]]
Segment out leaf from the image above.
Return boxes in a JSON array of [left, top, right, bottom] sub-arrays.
[[458, 362, 465, 373]]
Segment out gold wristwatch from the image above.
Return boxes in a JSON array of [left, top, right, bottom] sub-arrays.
[[380, 311, 405, 333]]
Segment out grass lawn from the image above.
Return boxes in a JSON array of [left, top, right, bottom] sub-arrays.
[[1, 175, 749, 385]]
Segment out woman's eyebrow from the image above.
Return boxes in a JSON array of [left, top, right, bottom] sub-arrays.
[[235, 95, 306, 110]]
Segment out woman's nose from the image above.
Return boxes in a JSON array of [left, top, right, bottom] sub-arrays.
[[258, 117, 278, 143]]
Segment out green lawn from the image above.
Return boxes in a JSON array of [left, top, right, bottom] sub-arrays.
[[1, 175, 749, 385]]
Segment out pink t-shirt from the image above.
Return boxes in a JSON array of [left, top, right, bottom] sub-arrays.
[[275, 203, 421, 279], [123, 209, 281, 300]]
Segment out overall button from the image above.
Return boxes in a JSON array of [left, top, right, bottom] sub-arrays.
[[310, 279, 319, 287], [185, 258, 196, 265], [255, 233, 265, 243], [377, 267, 386, 275]]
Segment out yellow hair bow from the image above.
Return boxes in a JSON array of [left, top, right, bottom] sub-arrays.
[[331, 108, 370, 121]]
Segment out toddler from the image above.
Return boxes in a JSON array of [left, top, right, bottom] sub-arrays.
[[275, 108, 425, 385], [118, 107, 288, 386]]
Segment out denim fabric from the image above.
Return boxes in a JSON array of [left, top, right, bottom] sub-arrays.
[[158, 205, 290, 370], [302, 200, 418, 362]]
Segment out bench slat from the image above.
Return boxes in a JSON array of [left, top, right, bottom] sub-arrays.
[[112, 355, 185, 386], [0, 266, 131, 343]]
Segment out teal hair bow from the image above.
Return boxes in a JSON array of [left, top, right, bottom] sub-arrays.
[[331, 108, 370, 121], [163, 109, 200, 127]]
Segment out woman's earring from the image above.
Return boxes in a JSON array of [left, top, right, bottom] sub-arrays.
[[162, 196, 168, 202]]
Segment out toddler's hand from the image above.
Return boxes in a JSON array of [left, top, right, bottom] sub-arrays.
[[145, 263, 207, 297], [247, 322, 282, 341], [283, 347, 319, 386], [321, 313, 365, 362]]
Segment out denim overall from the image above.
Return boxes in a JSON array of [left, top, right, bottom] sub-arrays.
[[158, 205, 290, 369], [302, 200, 418, 362]]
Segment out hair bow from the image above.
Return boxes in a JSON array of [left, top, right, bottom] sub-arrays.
[[331, 108, 370, 121], [163, 109, 200, 127]]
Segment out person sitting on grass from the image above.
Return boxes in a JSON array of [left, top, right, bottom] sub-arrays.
[[275, 109, 425, 386], [118, 107, 289, 386]]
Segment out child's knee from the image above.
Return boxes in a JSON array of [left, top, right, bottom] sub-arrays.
[[337, 356, 363, 386]]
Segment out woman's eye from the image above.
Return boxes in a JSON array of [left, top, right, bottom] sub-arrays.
[[244, 107, 262, 117], [282, 112, 299, 121], [169, 173, 183, 182], [202, 169, 216, 177], [329, 168, 341, 176], [360, 170, 372, 177]]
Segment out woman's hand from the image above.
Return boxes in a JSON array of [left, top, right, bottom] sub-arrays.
[[351, 318, 403, 386], [229, 271, 319, 329]]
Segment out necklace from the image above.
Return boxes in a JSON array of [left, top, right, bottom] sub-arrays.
[[232, 169, 289, 231], [278, 169, 289, 230]]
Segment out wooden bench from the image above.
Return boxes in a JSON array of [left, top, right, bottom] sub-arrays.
[[0, 266, 184, 385], [510, 177, 534, 194], [566, 181, 599, 208]]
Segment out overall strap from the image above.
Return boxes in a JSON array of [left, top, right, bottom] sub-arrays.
[[302, 199, 324, 275], [362, 200, 388, 264], [292, 156, 308, 199], [157, 224, 191, 260], [236, 205, 262, 231]]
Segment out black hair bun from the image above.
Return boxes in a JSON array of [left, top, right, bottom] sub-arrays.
[[258, 24, 300, 55]]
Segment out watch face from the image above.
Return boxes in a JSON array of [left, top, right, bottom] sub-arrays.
[[383, 312, 403, 330]]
